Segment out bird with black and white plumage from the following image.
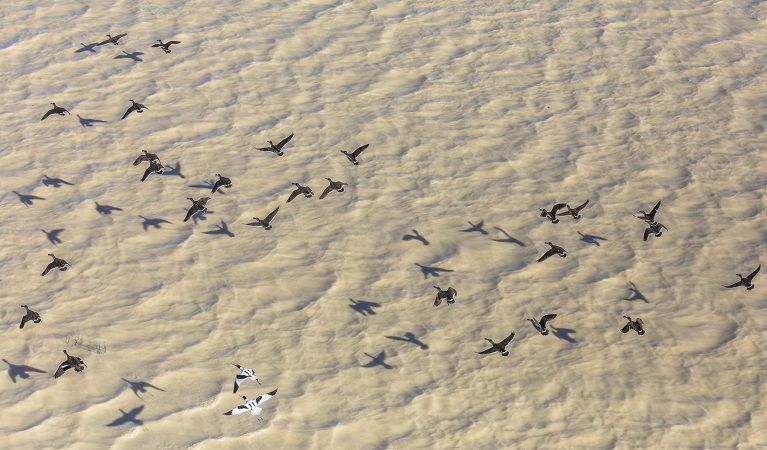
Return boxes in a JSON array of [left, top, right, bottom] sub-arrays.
[[184, 197, 210, 222], [539, 203, 567, 223], [224, 389, 277, 417], [211, 174, 232, 193], [562, 199, 590, 220], [97, 33, 127, 46], [634, 200, 661, 223], [723, 265, 760, 290], [141, 159, 165, 182], [476, 332, 515, 357], [287, 182, 313, 202], [536, 242, 566, 262], [41, 103, 70, 121], [320, 178, 348, 199], [54, 350, 86, 378], [132, 150, 160, 166], [246, 207, 279, 230], [151, 39, 180, 53], [341, 144, 369, 165], [642, 222, 668, 241], [621, 316, 645, 335], [19, 305, 41, 329], [121, 99, 149, 120], [232, 364, 261, 394], [433, 286, 457, 306], [528, 314, 557, 335], [42, 253, 70, 276], [256, 134, 293, 156]]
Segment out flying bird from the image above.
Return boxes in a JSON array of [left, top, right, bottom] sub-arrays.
[[642, 222, 668, 241], [41, 253, 70, 276], [132, 150, 160, 166], [635, 200, 661, 223], [536, 242, 566, 262], [121, 99, 149, 120], [528, 314, 557, 335], [151, 39, 180, 53], [320, 178, 348, 199], [539, 203, 567, 223], [562, 199, 590, 219], [184, 197, 210, 222], [246, 206, 279, 230], [141, 159, 165, 182], [224, 389, 278, 417], [476, 332, 515, 356], [433, 286, 457, 306], [256, 134, 293, 156], [211, 174, 232, 193], [723, 265, 760, 290], [54, 350, 86, 378], [19, 305, 42, 329], [340, 144, 369, 165], [97, 33, 127, 45], [232, 364, 261, 394], [41, 103, 70, 121], [287, 182, 313, 202], [621, 316, 645, 335]]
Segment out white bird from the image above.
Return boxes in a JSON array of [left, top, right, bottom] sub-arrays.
[[224, 389, 277, 417], [232, 363, 261, 394]]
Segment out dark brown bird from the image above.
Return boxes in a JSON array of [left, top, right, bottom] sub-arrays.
[[54, 350, 86, 378], [528, 314, 557, 335], [212, 174, 232, 193], [723, 265, 761, 290], [19, 305, 41, 329], [341, 144, 369, 165], [141, 159, 165, 182], [433, 286, 457, 306], [42, 253, 70, 276], [97, 33, 127, 45], [151, 39, 180, 53], [41, 103, 70, 121], [562, 199, 590, 219], [256, 134, 293, 156], [536, 242, 566, 262], [539, 203, 567, 223], [184, 197, 210, 222], [287, 182, 313, 202], [132, 150, 160, 166], [476, 332, 515, 356], [621, 316, 645, 335], [320, 178, 348, 199], [246, 207, 279, 230], [122, 99, 149, 120], [642, 222, 668, 241]]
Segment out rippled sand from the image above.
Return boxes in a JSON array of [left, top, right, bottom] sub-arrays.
[[1, 0, 766, 448]]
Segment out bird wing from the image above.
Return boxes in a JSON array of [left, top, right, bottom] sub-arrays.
[[723, 280, 743, 288], [434, 295, 442, 307], [352, 144, 369, 158], [287, 189, 300, 203], [20, 314, 30, 329], [121, 106, 134, 120], [114, 33, 127, 41], [649, 200, 661, 220], [263, 207, 280, 223], [211, 180, 223, 193], [536, 248, 556, 262], [476, 347, 497, 355], [621, 322, 631, 333], [151, 43, 161, 48], [574, 199, 589, 213], [551, 203, 567, 214], [256, 146, 273, 152], [167, 40, 181, 45], [234, 375, 248, 394], [41, 110, 54, 121], [183, 206, 197, 222], [319, 185, 333, 199], [41, 261, 56, 276], [643, 228, 651, 242], [499, 332, 515, 347], [54, 362, 71, 378], [96, 37, 112, 45], [141, 167, 154, 182], [224, 404, 250, 415], [133, 154, 148, 165], [255, 389, 277, 406], [275, 134, 294, 150], [745, 265, 761, 282], [539, 314, 557, 328]]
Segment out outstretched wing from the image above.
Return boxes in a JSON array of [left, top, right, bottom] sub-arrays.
[[539, 314, 557, 328], [723, 280, 742, 288], [224, 404, 250, 415], [746, 265, 761, 282], [96, 37, 112, 45], [141, 167, 154, 182], [263, 207, 279, 223], [643, 228, 651, 242], [351, 144, 369, 158], [113, 33, 127, 41], [536, 248, 556, 262], [54, 362, 71, 378], [20, 315, 30, 329], [234, 375, 248, 394], [275, 134, 294, 150], [151, 43, 161, 48], [211, 180, 224, 193], [434, 294, 442, 307], [121, 106, 134, 120], [41, 110, 54, 121], [621, 322, 631, 333], [41, 261, 56, 276], [476, 347, 497, 355], [133, 154, 148, 165], [287, 189, 300, 203], [648, 200, 661, 221], [499, 332, 515, 347], [319, 185, 333, 199], [167, 40, 181, 45], [183, 206, 196, 222], [255, 389, 277, 406], [256, 146, 273, 152], [573, 199, 589, 213]]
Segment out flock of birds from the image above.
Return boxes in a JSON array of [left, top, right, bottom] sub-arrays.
[[14, 31, 763, 426]]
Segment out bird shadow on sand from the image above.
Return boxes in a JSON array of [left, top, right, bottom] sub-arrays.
[[415, 263, 454, 279], [42, 228, 64, 245], [2, 358, 47, 383], [550, 327, 577, 343], [402, 229, 429, 245], [121, 378, 165, 400], [163, 162, 185, 179], [106, 405, 145, 427], [74, 42, 99, 53], [114, 51, 144, 62], [95, 202, 123, 215], [460, 220, 489, 235], [385, 332, 428, 350], [578, 231, 608, 247], [77, 115, 107, 127], [622, 282, 649, 303], [361, 351, 394, 369], [491, 227, 525, 246], [188, 180, 217, 192], [190, 210, 213, 224], [202, 220, 234, 237], [349, 298, 381, 316], [41, 175, 74, 188], [13, 191, 45, 206], [139, 216, 172, 231]]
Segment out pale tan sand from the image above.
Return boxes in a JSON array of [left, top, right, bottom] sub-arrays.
[[1, 0, 767, 448]]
